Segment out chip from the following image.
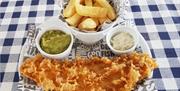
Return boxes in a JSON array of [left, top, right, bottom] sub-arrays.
[[63, 0, 76, 17], [65, 13, 82, 27], [75, 0, 108, 18], [96, 0, 116, 20], [78, 18, 97, 31]]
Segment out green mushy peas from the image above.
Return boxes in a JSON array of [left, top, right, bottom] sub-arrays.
[[40, 30, 71, 54]]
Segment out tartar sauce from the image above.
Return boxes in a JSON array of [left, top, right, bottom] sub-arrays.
[[111, 32, 134, 51]]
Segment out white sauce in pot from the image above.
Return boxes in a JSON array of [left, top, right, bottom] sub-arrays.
[[110, 32, 134, 51]]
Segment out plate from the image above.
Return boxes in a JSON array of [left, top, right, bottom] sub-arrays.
[[17, 0, 156, 90], [17, 17, 156, 91]]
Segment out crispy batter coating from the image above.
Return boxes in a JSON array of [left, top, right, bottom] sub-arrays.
[[20, 52, 157, 91]]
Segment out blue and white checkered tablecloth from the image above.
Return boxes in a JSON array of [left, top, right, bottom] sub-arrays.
[[0, 0, 179, 91]]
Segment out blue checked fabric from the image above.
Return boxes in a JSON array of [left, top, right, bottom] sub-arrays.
[[0, 0, 180, 91]]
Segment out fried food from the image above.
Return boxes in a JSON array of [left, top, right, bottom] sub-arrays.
[[78, 18, 97, 31], [98, 17, 111, 24], [96, 0, 116, 20], [65, 13, 82, 27], [85, 0, 93, 6], [63, 0, 117, 32], [93, 1, 100, 7], [93, 1, 111, 24], [63, 0, 76, 17], [20, 52, 157, 91], [75, 0, 108, 18]]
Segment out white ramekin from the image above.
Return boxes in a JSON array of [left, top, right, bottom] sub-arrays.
[[36, 27, 74, 59], [106, 26, 139, 54]]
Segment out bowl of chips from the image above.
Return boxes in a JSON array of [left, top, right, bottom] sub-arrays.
[[57, 0, 124, 44]]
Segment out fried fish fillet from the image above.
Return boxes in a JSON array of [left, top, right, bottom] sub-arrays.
[[20, 52, 157, 91]]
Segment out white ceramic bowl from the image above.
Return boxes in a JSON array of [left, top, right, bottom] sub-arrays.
[[67, 17, 121, 44], [36, 27, 74, 59], [57, 0, 123, 44], [106, 26, 139, 54], [67, 17, 122, 44], [69, 27, 110, 44]]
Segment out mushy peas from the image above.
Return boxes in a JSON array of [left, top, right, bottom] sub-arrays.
[[40, 30, 71, 54], [111, 32, 134, 51]]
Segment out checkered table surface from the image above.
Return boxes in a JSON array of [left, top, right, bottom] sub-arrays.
[[0, 0, 179, 91]]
